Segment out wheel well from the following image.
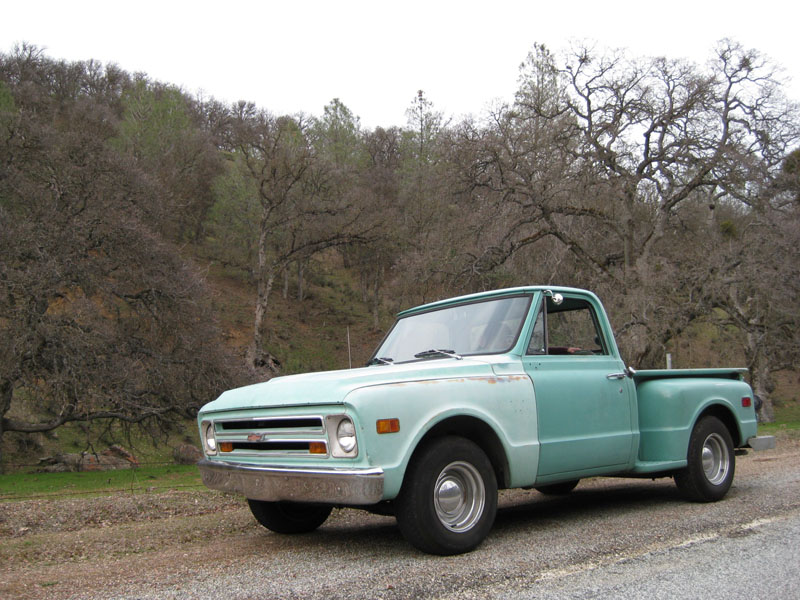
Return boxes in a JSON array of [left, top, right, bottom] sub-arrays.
[[409, 416, 510, 488], [697, 404, 741, 447]]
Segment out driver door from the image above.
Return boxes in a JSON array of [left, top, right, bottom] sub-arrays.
[[522, 295, 636, 478]]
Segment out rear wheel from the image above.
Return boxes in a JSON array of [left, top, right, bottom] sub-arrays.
[[536, 479, 580, 495], [674, 416, 735, 502], [247, 500, 332, 534], [396, 436, 497, 555]]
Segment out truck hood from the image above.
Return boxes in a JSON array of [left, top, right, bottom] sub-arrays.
[[200, 358, 499, 413]]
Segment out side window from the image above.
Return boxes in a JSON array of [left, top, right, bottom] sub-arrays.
[[526, 296, 607, 356]]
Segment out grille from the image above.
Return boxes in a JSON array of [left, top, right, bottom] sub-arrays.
[[230, 441, 315, 452], [219, 417, 323, 431], [214, 415, 327, 457]]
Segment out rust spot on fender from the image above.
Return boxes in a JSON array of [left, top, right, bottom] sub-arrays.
[[387, 375, 528, 387], [464, 375, 528, 384]]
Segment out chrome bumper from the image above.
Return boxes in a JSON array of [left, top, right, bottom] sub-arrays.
[[197, 459, 384, 505]]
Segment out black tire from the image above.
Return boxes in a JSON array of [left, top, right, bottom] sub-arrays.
[[247, 500, 332, 534], [536, 479, 580, 495], [395, 436, 497, 555], [674, 416, 735, 502]]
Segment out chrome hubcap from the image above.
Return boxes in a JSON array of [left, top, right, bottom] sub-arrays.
[[701, 433, 730, 485], [434, 461, 485, 532]]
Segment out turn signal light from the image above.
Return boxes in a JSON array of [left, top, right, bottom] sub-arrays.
[[742, 397, 752, 408], [219, 442, 234, 452], [377, 418, 400, 434], [309, 442, 327, 454]]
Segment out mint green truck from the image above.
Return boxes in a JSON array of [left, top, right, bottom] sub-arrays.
[[197, 286, 775, 555]]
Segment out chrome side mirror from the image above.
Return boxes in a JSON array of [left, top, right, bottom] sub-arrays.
[[544, 290, 564, 305]]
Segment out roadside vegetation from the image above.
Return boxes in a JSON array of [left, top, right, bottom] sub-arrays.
[[0, 464, 202, 501]]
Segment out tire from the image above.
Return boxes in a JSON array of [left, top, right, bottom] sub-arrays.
[[536, 479, 580, 495], [674, 416, 735, 502], [247, 500, 332, 534], [395, 436, 497, 555]]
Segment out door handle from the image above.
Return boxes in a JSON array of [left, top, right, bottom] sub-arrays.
[[606, 372, 626, 380]]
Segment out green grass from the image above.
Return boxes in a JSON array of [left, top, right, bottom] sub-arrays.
[[1, 417, 201, 473], [0, 464, 203, 501], [774, 401, 800, 423], [757, 420, 800, 437], [755, 400, 800, 439]]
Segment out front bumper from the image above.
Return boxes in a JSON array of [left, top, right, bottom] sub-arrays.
[[197, 459, 384, 505]]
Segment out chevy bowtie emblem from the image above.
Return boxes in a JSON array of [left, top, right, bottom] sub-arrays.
[[247, 433, 263, 442]]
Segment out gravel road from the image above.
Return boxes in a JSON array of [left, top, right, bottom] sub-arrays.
[[2, 438, 798, 600]]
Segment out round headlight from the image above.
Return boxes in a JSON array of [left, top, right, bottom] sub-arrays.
[[336, 418, 357, 453], [203, 422, 217, 454]]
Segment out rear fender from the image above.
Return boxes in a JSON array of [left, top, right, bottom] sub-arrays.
[[635, 377, 756, 463]]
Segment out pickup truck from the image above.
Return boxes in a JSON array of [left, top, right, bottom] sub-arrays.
[[197, 286, 775, 555]]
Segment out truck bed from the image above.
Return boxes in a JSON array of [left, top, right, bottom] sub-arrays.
[[632, 368, 748, 382]]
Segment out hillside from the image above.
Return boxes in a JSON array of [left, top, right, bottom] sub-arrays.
[[0, 248, 394, 470], [2, 43, 799, 471], [204, 252, 389, 375]]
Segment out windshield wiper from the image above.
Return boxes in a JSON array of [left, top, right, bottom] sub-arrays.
[[413, 349, 463, 360], [366, 356, 394, 366]]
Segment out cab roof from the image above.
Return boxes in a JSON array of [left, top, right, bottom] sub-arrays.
[[396, 286, 598, 317]]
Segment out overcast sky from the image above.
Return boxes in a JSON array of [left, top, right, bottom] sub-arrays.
[[3, 0, 797, 128]]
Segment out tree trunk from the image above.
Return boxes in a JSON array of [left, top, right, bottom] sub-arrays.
[[749, 351, 775, 423], [252, 271, 275, 368], [252, 213, 278, 371]]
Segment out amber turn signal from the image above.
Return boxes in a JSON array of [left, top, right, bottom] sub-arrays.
[[219, 442, 234, 452], [376, 418, 400, 434], [309, 442, 327, 454]]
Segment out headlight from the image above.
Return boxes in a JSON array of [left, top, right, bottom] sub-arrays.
[[202, 421, 217, 455], [336, 418, 357, 454]]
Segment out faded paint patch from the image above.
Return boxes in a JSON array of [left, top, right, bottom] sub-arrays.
[[386, 375, 529, 388]]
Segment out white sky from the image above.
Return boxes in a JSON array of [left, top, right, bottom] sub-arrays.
[[3, 0, 798, 128]]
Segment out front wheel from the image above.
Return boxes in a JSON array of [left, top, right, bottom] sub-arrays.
[[674, 416, 735, 502], [395, 436, 497, 555], [247, 500, 332, 534]]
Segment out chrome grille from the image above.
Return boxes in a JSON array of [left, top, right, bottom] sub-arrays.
[[219, 416, 324, 432], [214, 415, 327, 457]]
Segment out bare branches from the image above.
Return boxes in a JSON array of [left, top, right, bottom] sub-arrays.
[[2, 405, 176, 435]]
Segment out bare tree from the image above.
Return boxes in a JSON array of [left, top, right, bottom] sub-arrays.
[[227, 104, 370, 372], [700, 158, 800, 420], [454, 41, 800, 378]]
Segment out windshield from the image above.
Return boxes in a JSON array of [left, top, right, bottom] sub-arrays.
[[372, 295, 531, 364]]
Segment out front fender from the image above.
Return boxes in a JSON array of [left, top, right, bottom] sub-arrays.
[[344, 374, 539, 499]]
